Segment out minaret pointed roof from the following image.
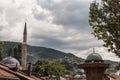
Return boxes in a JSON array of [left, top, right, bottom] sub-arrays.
[[23, 21, 27, 35]]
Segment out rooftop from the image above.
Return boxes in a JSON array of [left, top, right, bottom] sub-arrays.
[[1, 56, 20, 66], [86, 53, 103, 62]]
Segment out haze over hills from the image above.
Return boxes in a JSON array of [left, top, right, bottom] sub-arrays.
[[2, 41, 118, 66], [2, 41, 84, 63]]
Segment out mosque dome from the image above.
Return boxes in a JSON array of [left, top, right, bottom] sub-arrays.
[[1, 56, 20, 66], [85, 53, 103, 62]]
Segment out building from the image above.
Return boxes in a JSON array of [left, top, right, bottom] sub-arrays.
[[79, 52, 110, 80], [0, 22, 41, 80], [21, 21, 27, 70]]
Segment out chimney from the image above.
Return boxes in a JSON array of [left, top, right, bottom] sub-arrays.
[[27, 63, 32, 76]]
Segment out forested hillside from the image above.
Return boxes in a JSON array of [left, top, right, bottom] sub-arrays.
[[2, 41, 84, 63]]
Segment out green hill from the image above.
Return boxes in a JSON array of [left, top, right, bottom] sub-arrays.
[[2, 41, 117, 64], [2, 41, 84, 63]]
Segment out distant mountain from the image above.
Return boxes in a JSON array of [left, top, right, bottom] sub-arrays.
[[104, 60, 118, 66], [2, 41, 84, 63], [2, 41, 118, 66]]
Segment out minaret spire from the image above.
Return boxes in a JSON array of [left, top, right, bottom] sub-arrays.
[[23, 21, 27, 35], [23, 21, 27, 42], [21, 21, 27, 70]]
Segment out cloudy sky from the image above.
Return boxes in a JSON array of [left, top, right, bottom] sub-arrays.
[[0, 0, 119, 61]]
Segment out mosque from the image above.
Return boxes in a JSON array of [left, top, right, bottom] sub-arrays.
[[1, 22, 27, 69], [0, 22, 41, 80], [0, 22, 120, 80]]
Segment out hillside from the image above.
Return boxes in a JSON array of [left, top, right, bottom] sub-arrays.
[[1, 41, 119, 74], [2, 41, 118, 65], [2, 41, 84, 63]]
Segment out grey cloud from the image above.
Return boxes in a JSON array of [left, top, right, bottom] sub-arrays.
[[36, 0, 90, 31], [5, 7, 25, 26], [1, 0, 118, 61], [59, 39, 102, 51], [30, 31, 102, 52], [0, 25, 4, 31], [0, 7, 4, 14], [31, 34, 68, 48], [32, 8, 49, 21], [33, 12, 47, 20]]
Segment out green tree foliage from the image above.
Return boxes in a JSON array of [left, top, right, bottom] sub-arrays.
[[48, 62, 66, 77], [115, 63, 120, 70], [89, 0, 120, 57], [60, 58, 75, 74], [8, 44, 21, 62], [0, 41, 3, 61], [33, 60, 66, 78], [8, 48, 13, 56]]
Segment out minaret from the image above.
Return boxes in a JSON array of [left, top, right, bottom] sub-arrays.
[[21, 22, 27, 70]]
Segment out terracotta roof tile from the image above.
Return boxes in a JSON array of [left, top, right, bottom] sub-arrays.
[[112, 75, 120, 80], [0, 63, 41, 80], [0, 69, 19, 79]]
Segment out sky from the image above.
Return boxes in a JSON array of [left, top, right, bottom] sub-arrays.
[[0, 0, 120, 61]]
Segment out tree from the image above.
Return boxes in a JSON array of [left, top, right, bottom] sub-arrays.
[[89, 0, 120, 57], [33, 60, 66, 79], [8, 48, 13, 56], [33, 60, 49, 76], [8, 44, 21, 62], [48, 62, 66, 79], [0, 41, 3, 61]]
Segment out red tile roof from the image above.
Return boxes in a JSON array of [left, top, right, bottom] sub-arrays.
[[0, 68, 19, 80], [111, 75, 120, 80], [0, 63, 41, 80]]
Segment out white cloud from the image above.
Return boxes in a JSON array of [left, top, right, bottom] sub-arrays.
[[75, 47, 120, 61], [0, 0, 119, 61]]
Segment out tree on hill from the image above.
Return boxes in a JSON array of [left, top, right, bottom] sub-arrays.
[[89, 0, 120, 57], [8, 44, 21, 62], [0, 41, 3, 61]]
